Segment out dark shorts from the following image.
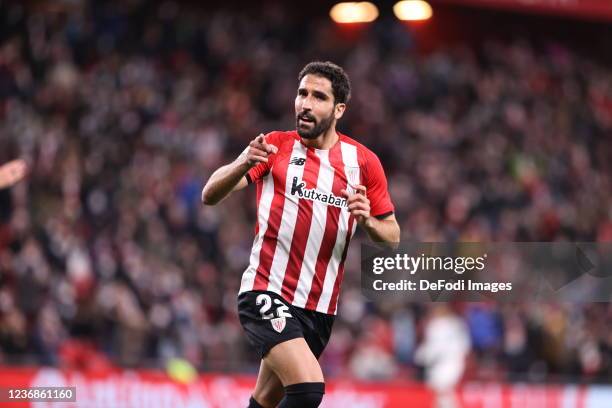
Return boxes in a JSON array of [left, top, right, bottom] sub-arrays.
[[238, 290, 335, 359]]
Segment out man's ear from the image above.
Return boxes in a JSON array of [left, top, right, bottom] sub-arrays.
[[334, 103, 346, 120]]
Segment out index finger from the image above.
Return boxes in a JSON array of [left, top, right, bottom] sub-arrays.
[[258, 136, 278, 154]]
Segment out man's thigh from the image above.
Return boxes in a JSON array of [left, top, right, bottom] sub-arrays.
[[264, 337, 324, 386]]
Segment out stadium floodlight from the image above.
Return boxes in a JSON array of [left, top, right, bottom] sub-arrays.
[[330, 2, 379, 24], [393, 0, 433, 21]]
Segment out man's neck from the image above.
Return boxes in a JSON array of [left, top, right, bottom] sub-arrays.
[[301, 127, 339, 150]]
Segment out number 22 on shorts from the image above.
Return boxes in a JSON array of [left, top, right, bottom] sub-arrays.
[[256, 294, 292, 320]]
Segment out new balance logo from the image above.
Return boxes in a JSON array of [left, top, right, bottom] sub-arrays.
[[290, 177, 347, 208], [289, 157, 306, 166]]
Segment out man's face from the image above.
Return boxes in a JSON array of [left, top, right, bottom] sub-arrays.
[[295, 74, 342, 139]]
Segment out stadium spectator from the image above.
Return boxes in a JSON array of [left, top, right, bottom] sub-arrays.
[[415, 305, 470, 408]]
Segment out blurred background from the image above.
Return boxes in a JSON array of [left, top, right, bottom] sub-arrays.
[[0, 0, 611, 406]]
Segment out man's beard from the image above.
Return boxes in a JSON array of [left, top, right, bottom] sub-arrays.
[[296, 111, 335, 139]]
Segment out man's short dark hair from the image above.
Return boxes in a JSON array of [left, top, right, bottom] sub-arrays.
[[298, 61, 351, 104]]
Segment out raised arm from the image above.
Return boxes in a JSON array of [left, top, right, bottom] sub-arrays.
[[0, 159, 27, 189], [201, 134, 277, 205]]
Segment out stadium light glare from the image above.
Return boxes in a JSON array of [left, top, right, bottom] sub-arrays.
[[330, 2, 379, 24], [393, 0, 433, 21]]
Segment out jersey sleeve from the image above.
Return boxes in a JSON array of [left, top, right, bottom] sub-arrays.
[[245, 161, 269, 184], [364, 150, 395, 219], [245, 132, 281, 184]]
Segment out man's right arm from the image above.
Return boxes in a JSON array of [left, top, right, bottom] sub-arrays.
[[201, 134, 277, 206]]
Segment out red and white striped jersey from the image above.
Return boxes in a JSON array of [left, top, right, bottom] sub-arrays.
[[239, 131, 394, 315]]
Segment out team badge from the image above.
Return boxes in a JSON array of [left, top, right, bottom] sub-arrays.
[[270, 317, 286, 333]]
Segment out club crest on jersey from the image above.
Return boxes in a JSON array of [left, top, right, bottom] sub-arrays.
[[271, 317, 286, 333], [291, 177, 348, 208]]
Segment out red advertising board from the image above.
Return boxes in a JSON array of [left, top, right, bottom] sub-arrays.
[[0, 367, 610, 407]]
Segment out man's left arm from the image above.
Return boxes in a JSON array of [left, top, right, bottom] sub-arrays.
[[341, 149, 399, 245], [341, 184, 400, 245], [362, 212, 400, 244]]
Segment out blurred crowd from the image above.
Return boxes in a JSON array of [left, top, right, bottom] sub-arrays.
[[0, 0, 611, 383]]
